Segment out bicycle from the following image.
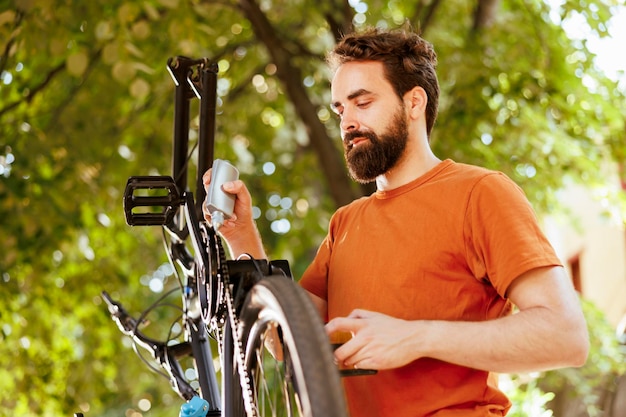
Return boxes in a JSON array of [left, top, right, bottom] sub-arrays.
[[101, 56, 348, 417]]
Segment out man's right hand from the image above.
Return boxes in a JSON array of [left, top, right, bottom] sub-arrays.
[[202, 168, 267, 259]]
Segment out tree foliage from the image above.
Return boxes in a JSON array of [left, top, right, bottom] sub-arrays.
[[1, 0, 624, 415]]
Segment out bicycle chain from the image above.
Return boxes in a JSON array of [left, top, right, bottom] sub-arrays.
[[214, 234, 258, 417]]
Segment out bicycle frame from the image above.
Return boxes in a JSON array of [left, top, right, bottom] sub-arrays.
[[166, 56, 222, 410], [104, 55, 357, 417], [108, 56, 289, 416], [109, 56, 223, 414]]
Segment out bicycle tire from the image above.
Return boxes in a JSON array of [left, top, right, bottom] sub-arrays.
[[236, 275, 348, 417]]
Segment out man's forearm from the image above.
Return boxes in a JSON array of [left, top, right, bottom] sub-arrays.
[[415, 266, 589, 374], [415, 304, 588, 373], [327, 267, 589, 373], [222, 221, 267, 260]]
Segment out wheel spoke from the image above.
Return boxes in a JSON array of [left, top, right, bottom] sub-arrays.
[[237, 276, 348, 417]]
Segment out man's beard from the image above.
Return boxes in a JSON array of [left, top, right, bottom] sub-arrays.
[[343, 109, 409, 184]]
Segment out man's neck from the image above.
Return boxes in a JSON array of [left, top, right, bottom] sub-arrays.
[[375, 148, 441, 192]]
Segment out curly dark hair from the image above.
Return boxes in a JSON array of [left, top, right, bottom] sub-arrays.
[[328, 27, 440, 136]]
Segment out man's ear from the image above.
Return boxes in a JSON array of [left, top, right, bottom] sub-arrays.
[[405, 86, 428, 120]]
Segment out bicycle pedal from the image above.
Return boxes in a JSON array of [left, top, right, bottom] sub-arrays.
[[123, 176, 183, 226]]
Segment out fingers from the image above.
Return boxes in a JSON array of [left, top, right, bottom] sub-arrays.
[[201, 167, 267, 258], [326, 309, 376, 334], [202, 168, 253, 225], [203, 168, 247, 200], [347, 309, 377, 319], [331, 333, 371, 370], [326, 315, 367, 369], [326, 317, 360, 336], [326, 310, 392, 370], [202, 168, 212, 187], [226, 180, 252, 205]]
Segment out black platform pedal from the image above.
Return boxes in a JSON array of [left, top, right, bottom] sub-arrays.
[[123, 176, 183, 226]]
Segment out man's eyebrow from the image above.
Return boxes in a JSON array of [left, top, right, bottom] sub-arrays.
[[331, 88, 373, 109]]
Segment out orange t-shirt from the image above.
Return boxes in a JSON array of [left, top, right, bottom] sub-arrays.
[[299, 160, 561, 417]]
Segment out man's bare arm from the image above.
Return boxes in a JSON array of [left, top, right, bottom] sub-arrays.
[[327, 266, 589, 373]]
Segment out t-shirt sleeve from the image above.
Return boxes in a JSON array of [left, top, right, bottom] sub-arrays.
[[299, 234, 332, 301], [464, 173, 562, 298], [299, 207, 344, 301]]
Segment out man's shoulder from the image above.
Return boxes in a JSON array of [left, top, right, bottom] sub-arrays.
[[332, 161, 514, 216], [336, 193, 372, 213], [442, 159, 499, 178], [439, 160, 515, 189]]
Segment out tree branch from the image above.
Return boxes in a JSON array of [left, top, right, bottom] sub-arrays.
[[47, 49, 103, 132], [325, 0, 355, 42], [237, 0, 359, 207], [0, 9, 24, 75], [0, 61, 65, 119], [412, 0, 442, 35], [472, 0, 500, 32]]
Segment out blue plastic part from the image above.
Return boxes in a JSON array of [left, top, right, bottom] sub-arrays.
[[179, 396, 210, 417]]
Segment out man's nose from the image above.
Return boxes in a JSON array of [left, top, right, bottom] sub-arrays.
[[340, 108, 359, 133]]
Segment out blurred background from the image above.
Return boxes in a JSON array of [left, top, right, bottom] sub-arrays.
[[1, 0, 625, 415]]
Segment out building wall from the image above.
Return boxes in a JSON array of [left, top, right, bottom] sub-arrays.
[[545, 185, 626, 328]]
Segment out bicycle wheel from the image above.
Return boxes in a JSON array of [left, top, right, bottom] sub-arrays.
[[237, 275, 348, 417]]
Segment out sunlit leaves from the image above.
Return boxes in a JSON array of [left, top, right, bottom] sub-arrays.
[[66, 50, 89, 76], [0, 0, 624, 416]]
